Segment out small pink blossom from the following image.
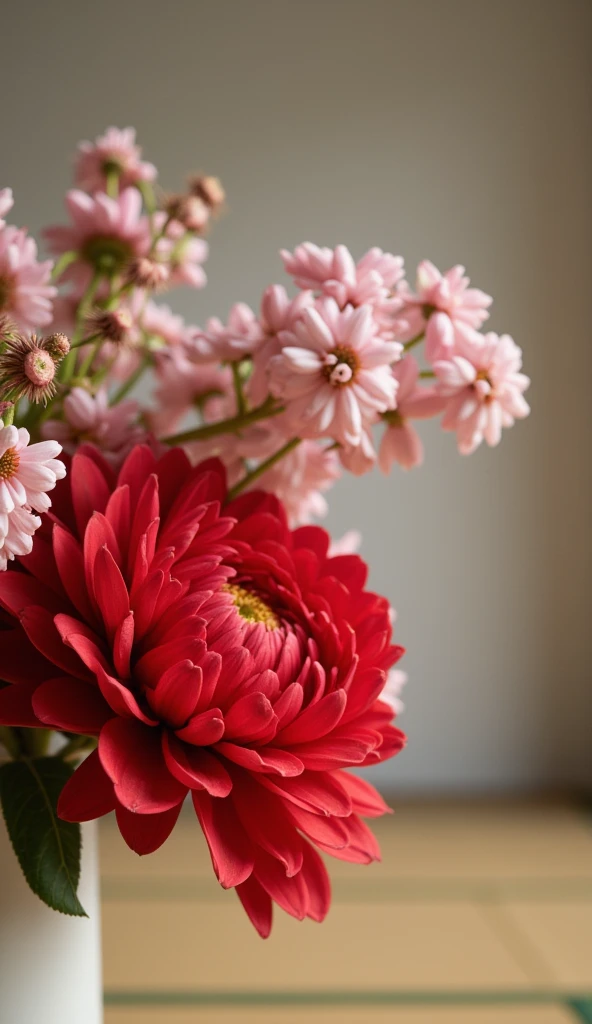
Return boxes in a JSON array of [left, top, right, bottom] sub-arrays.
[[339, 429, 377, 476], [150, 346, 231, 435], [74, 127, 157, 193], [253, 439, 341, 526], [328, 529, 362, 556], [395, 261, 493, 361], [155, 218, 208, 289], [270, 299, 401, 447], [249, 284, 313, 405], [139, 299, 192, 348], [381, 669, 407, 717], [0, 225, 56, 330], [188, 302, 262, 363], [0, 189, 14, 226], [0, 506, 42, 571], [42, 387, 145, 465], [379, 356, 447, 472], [281, 243, 404, 325], [434, 332, 530, 454], [0, 421, 65, 514], [44, 188, 151, 293]]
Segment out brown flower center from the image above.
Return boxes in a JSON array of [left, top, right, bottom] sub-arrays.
[[383, 408, 405, 428], [224, 583, 279, 630], [0, 447, 20, 480], [80, 235, 134, 277], [322, 345, 360, 387]]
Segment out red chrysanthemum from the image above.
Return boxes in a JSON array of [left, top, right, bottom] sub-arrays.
[[0, 445, 405, 935]]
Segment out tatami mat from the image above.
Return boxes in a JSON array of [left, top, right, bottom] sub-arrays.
[[105, 1007, 582, 1023], [100, 799, 592, 1021]]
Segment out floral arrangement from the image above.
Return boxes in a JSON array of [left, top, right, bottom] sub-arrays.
[[0, 128, 530, 933]]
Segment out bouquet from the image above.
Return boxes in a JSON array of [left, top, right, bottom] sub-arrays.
[[0, 127, 530, 934]]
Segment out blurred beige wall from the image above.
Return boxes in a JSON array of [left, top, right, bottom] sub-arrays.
[[2, 0, 590, 791]]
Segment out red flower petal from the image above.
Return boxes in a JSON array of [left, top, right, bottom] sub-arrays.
[[215, 743, 304, 777], [146, 661, 202, 728], [236, 875, 272, 938], [92, 545, 130, 642], [58, 749, 116, 822], [0, 681, 40, 726], [223, 692, 277, 743], [162, 733, 232, 797], [192, 790, 254, 889], [70, 452, 110, 538], [33, 676, 112, 734], [299, 841, 331, 922], [99, 717, 187, 813], [175, 707, 224, 746], [278, 690, 347, 745], [116, 801, 183, 855]]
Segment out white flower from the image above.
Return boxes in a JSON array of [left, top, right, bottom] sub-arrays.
[[0, 421, 65, 514]]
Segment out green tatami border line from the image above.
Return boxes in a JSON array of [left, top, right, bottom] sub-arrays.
[[104, 989, 592, 1008]]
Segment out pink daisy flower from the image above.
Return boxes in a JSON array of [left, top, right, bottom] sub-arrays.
[[0, 421, 65, 514], [434, 332, 530, 454], [379, 356, 447, 472], [395, 261, 493, 360], [44, 189, 151, 293], [0, 506, 42, 571], [188, 302, 262, 363], [253, 438, 341, 526], [248, 285, 313, 405], [281, 243, 404, 316], [339, 429, 378, 476], [270, 299, 401, 447], [74, 127, 157, 193], [0, 225, 56, 331], [42, 387, 145, 466]]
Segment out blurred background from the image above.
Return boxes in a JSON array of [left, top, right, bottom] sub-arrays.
[[3, 1, 591, 1020]]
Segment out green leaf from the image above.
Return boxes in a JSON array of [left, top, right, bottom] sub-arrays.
[[0, 757, 86, 917]]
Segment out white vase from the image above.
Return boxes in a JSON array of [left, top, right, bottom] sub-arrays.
[[0, 817, 103, 1024]]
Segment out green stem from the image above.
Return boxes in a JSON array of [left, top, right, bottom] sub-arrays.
[[69, 331, 101, 352], [231, 361, 247, 416], [19, 727, 51, 758], [163, 395, 283, 446], [403, 331, 425, 352], [228, 437, 301, 500], [109, 356, 150, 405], [2, 404, 15, 426], [60, 271, 103, 384], [50, 250, 78, 282], [0, 726, 21, 760], [78, 338, 102, 378]]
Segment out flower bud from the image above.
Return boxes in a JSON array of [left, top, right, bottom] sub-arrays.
[[0, 332, 58, 405], [126, 256, 170, 291], [43, 332, 70, 363], [188, 175, 225, 211], [165, 194, 209, 233], [87, 308, 133, 344]]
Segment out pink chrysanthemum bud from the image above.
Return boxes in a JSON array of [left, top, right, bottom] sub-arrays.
[[87, 308, 133, 344], [188, 175, 225, 211], [164, 194, 209, 233], [126, 256, 170, 291], [0, 332, 58, 405], [0, 401, 14, 418], [43, 332, 70, 363]]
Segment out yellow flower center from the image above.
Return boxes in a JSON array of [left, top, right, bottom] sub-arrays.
[[224, 583, 279, 630], [0, 447, 20, 480]]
